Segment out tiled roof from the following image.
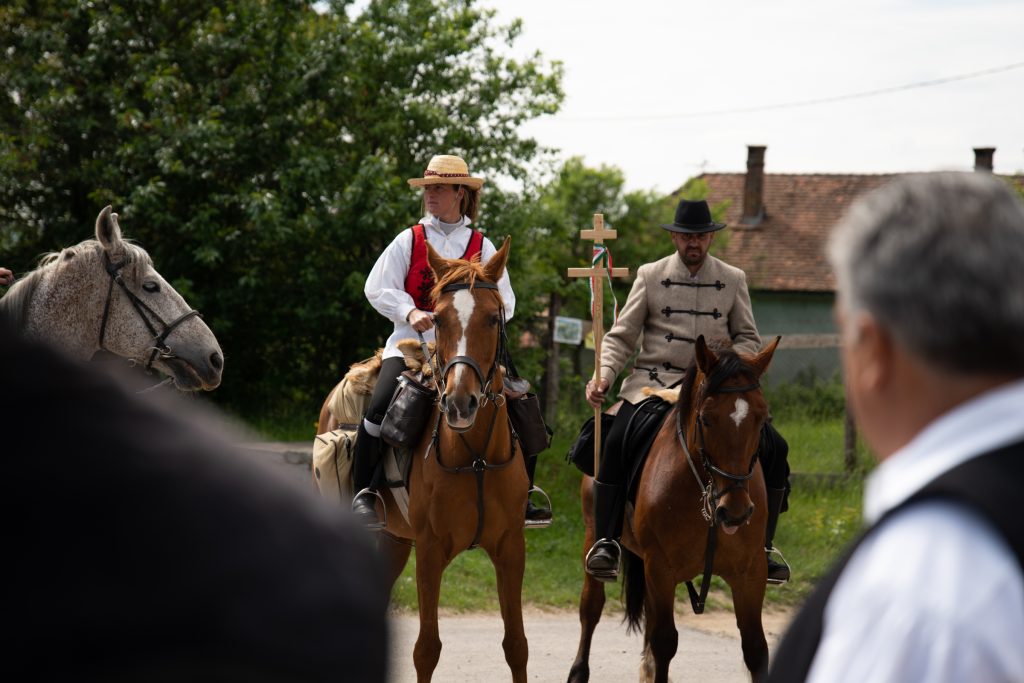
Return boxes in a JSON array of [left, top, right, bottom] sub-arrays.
[[696, 172, 1024, 293]]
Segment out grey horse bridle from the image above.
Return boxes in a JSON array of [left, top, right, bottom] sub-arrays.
[[99, 252, 201, 375]]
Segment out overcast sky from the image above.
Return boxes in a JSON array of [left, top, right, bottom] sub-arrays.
[[483, 0, 1024, 193]]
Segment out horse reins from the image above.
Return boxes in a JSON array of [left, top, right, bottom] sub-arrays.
[[426, 280, 515, 550], [675, 376, 762, 614], [99, 252, 201, 377]]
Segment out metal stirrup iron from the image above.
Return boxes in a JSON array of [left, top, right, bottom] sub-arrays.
[[352, 487, 387, 531], [524, 485, 553, 529], [584, 538, 622, 582]]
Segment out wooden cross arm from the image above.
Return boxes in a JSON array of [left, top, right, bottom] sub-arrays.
[[567, 267, 630, 278], [580, 228, 617, 241]]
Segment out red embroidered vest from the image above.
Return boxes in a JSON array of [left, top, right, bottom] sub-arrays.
[[404, 224, 484, 312]]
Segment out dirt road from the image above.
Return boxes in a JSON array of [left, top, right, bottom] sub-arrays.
[[388, 607, 793, 682], [239, 444, 794, 680]]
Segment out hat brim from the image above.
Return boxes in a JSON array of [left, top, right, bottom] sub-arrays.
[[408, 176, 484, 190], [660, 221, 726, 234]]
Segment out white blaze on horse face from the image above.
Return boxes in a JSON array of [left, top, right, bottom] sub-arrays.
[[730, 398, 749, 428], [451, 289, 475, 386]]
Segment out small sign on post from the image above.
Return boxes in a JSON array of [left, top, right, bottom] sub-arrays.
[[553, 316, 584, 346], [567, 214, 630, 477]]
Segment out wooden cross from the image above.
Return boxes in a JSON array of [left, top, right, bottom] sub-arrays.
[[567, 214, 630, 477]]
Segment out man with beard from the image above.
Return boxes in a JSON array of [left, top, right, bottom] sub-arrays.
[[583, 198, 792, 584]]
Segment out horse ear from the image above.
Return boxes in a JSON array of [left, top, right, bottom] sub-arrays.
[[483, 236, 511, 283], [694, 335, 717, 375], [425, 240, 450, 282], [749, 335, 782, 376], [95, 206, 124, 254]]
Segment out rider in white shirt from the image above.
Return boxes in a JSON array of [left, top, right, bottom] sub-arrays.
[[351, 155, 546, 528]]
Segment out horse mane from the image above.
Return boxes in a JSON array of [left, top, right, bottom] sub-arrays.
[[0, 268, 45, 328], [0, 239, 153, 329], [430, 255, 504, 307], [704, 347, 760, 395], [676, 341, 760, 418]]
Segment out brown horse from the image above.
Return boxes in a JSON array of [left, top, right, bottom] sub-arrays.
[[373, 237, 531, 682], [569, 336, 781, 683]]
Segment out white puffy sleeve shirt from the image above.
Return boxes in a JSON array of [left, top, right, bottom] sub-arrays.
[[364, 221, 516, 360]]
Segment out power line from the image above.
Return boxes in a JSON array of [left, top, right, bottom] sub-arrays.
[[561, 60, 1024, 122]]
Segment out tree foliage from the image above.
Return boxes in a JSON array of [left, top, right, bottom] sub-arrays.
[[1, 0, 563, 418], [489, 158, 673, 429]]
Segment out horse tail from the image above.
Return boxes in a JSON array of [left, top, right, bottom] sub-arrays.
[[621, 546, 646, 634]]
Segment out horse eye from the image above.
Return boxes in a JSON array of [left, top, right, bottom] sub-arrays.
[[490, 314, 500, 326], [142, 281, 160, 293]]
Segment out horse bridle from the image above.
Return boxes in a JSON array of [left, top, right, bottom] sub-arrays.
[[435, 281, 506, 412], [677, 377, 762, 520], [675, 374, 762, 615], [99, 252, 201, 374], [427, 279, 515, 550]]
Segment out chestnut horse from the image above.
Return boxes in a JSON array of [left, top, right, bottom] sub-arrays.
[[375, 237, 531, 682], [569, 336, 780, 683], [0, 206, 223, 391]]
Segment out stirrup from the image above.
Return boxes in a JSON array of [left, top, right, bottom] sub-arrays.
[[524, 485, 553, 529], [584, 538, 621, 583], [351, 487, 386, 531], [766, 545, 790, 585]]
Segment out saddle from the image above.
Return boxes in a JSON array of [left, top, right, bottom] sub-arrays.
[[317, 338, 552, 528], [565, 394, 674, 491]]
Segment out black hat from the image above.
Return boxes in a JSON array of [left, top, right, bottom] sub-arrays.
[[660, 199, 726, 234]]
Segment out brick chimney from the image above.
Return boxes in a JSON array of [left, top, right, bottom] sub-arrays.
[[973, 147, 995, 173], [741, 145, 766, 225]]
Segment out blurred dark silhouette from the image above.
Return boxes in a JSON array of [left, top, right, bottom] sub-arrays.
[[3, 320, 389, 682]]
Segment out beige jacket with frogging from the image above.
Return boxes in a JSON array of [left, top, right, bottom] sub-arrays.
[[599, 252, 761, 403]]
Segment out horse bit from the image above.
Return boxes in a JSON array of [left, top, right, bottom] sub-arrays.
[[99, 252, 200, 387]]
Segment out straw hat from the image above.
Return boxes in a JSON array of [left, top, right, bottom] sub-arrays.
[[407, 155, 484, 190]]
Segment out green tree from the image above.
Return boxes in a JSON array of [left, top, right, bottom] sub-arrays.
[[493, 157, 671, 430], [1, 0, 562, 422]]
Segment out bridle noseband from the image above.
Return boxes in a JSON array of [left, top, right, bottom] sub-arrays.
[[100, 252, 201, 374]]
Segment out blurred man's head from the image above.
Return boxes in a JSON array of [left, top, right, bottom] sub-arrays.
[[828, 172, 1024, 457]]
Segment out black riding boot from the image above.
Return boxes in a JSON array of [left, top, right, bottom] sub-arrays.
[[351, 422, 383, 528], [765, 486, 791, 584], [524, 454, 552, 523], [585, 480, 626, 582]]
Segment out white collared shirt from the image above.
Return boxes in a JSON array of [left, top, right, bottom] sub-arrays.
[[364, 216, 515, 359], [807, 378, 1024, 683]]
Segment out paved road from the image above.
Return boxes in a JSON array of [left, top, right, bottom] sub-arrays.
[[238, 440, 315, 489]]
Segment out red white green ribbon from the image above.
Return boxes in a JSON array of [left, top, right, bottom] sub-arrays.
[[589, 244, 620, 326]]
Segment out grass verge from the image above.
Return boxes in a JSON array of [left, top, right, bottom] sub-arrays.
[[389, 415, 870, 612]]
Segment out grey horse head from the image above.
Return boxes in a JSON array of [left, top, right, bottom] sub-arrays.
[[1, 206, 224, 391]]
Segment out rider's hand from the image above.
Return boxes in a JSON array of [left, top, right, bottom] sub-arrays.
[[407, 308, 434, 333], [586, 378, 609, 409], [0, 267, 12, 287]]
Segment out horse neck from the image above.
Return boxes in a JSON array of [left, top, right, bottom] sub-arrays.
[[22, 259, 103, 361]]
